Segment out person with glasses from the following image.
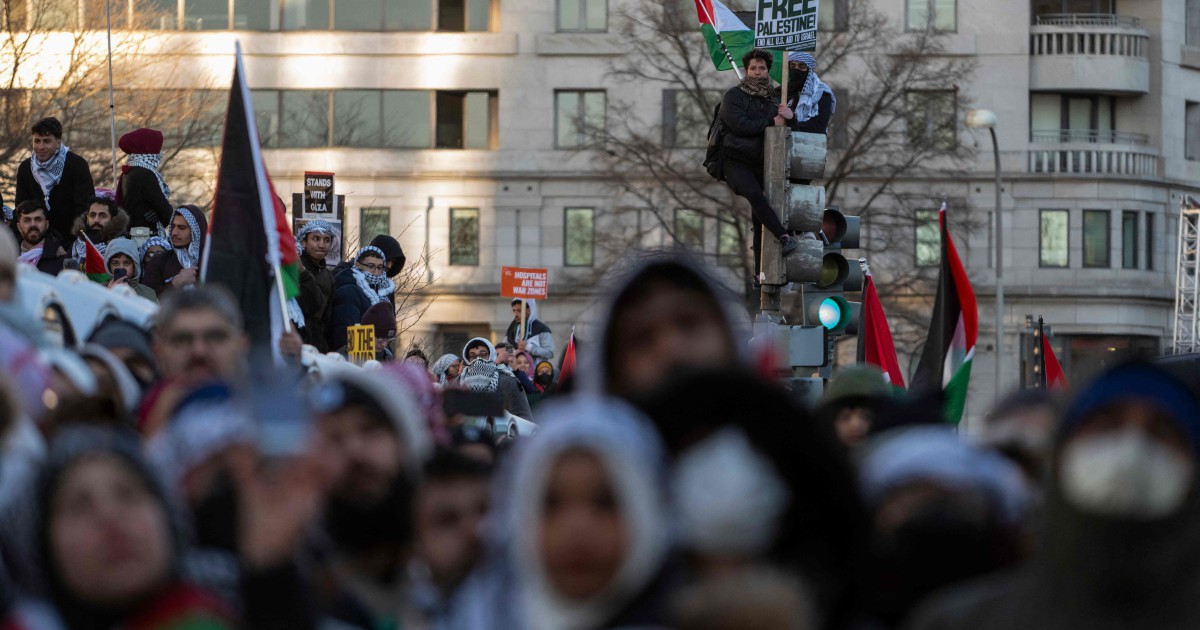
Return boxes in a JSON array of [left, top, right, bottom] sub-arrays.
[[330, 246, 395, 351], [151, 285, 248, 385]]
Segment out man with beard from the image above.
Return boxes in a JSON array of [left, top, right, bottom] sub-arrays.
[[12, 199, 67, 274], [296, 220, 336, 351], [143, 205, 207, 295], [14, 117, 94, 242], [308, 369, 433, 629], [69, 195, 128, 260], [152, 285, 249, 385]]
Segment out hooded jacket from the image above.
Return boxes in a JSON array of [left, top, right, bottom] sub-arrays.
[[581, 255, 750, 397], [908, 363, 1200, 630], [504, 299, 555, 362], [142, 206, 207, 295], [369, 234, 406, 279], [68, 206, 129, 260], [439, 396, 672, 630], [103, 237, 157, 303], [14, 150, 95, 244]]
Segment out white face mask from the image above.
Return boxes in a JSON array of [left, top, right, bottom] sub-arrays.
[[1059, 427, 1194, 519]]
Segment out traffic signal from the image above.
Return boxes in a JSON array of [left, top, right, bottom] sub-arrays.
[[781, 163, 825, 284], [802, 207, 862, 335]]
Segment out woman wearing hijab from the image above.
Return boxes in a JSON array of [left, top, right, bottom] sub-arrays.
[[5, 426, 237, 629], [430, 353, 463, 386], [441, 396, 674, 630], [141, 206, 207, 295], [781, 52, 835, 136], [114, 128, 173, 232]]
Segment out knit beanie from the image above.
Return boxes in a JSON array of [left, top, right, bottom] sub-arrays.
[[118, 128, 164, 155], [360, 303, 396, 340], [1060, 362, 1200, 454], [88, 318, 154, 367], [823, 365, 890, 406]]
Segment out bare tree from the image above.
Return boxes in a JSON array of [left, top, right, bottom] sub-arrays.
[[0, 0, 225, 202], [341, 216, 441, 348], [590, 0, 981, 352]]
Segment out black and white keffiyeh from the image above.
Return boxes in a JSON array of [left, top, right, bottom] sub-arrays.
[[296, 220, 335, 254], [787, 52, 836, 123], [31, 143, 68, 211], [353, 245, 395, 302], [460, 358, 500, 393], [172, 206, 202, 268], [128, 152, 171, 201]]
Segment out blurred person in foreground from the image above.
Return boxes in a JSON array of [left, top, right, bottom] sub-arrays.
[[306, 368, 433, 629], [441, 396, 676, 629], [430, 353, 462, 386], [151, 286, 248, 387], [908, 361, 1200, 630], [858, 425, 1029, 628], [586, 257, 747, 400], [5, 426, 238, 629], [818, 364, 895, 452], [977, 389, 1059, 486]]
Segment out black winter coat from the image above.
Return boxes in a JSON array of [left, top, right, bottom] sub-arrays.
[[329, 267, 375, 351], [15, 151, 95, 242], [298, 253, 334, 352], [719, 84, 780, 164], [120, 166, 174, 231]]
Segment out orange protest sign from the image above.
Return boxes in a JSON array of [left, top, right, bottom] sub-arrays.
[[501, 267, 549, 300]]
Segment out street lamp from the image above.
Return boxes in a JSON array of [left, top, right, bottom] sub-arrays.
[[965, 108, 1003, 404]]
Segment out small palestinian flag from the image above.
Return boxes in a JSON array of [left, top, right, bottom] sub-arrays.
[[857, 269, 906, 390], [1038, 317, 1068, 390], [695, 0, 783, 82], [911, 202, 978, 424], [559, 328, 578, 385], [81, 233, 110, 284]]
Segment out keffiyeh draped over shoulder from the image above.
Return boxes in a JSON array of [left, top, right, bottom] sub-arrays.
[[31, 143, 69, 210], [788, 52, 836, 123], [172, 206, 202, 269]]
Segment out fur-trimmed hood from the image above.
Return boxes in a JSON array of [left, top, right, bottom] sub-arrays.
[[70, 205, 129, 243]]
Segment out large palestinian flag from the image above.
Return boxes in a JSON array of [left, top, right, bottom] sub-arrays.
[[695, 0, 783, 82], [911, 202, 977, 424], [201, 42, 298, 363], [857, 270, 906, 390]]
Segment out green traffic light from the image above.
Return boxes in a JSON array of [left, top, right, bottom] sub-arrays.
[[817, 296, 852, 331]]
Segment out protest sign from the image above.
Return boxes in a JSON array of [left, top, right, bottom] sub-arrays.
[[303, 172, 335, 217], [754, 0, 819, 51], [292, 217, 345, 267], [347, 324, 376, 364], [501, 267, 549, 300]]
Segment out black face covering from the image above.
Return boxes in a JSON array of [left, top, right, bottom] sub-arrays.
[[191, 469, 239, 552], [324, 473, 415, 554], [788, 69, 809, 97], [535, 372, 554, 387]]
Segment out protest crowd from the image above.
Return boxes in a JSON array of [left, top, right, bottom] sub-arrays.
[[1, 42, 1200, 630]]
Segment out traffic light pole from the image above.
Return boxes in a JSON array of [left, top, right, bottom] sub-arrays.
[[759, 127, 789, 320]]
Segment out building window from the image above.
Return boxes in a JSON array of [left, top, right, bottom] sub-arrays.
[[717, 216, 741, 267], [1121, 211, 1138, 269], [906, 91, 956, 150], [556, 90, 606, 149], [281, 90, 331, 148], [1145, 212, 1155, 271], [674, 209, 704, 251], [1030, 94, 1115, 142], [359, 207, 390, 248], [564, 207, 595, 266], [1187, 101, 1200, 161], [185, 0, 229, 29], [436, 91, 493, 149], [1189, 0, 1200, 46], [1082, 210, 1110, 268], [1039, 209, 1069, 268], [818, 0, 848, 31], [906, 0, 955, 31], [558, 0, 606, 31], [915, 209, 940, 267], [449, 208, 480, 266], [283, 0, 328, 30], [662, 90, 720, 149]]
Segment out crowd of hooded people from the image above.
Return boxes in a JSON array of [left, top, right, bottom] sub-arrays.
[[1, 91, 1200, 630]]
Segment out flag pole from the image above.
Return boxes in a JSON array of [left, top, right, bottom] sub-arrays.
[[695, 1, 744, 80], [105, 0, 118, 190]]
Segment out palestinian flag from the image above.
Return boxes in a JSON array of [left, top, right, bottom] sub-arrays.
[[201, 42, 297, 363], [81, 233, 110, 284], [1037, 317, 1068, 390], [911, 202, 977, 424], [559, 328, 578, 385], [856, 270, 906, 390], [695, 0, 783, 82]]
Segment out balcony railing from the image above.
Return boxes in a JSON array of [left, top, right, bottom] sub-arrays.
[[1030, 14, 1148, 59], [1034, 13, 1141, 28], [1031, 129, 1150, 145], [1029, 144, 1158, 177]]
